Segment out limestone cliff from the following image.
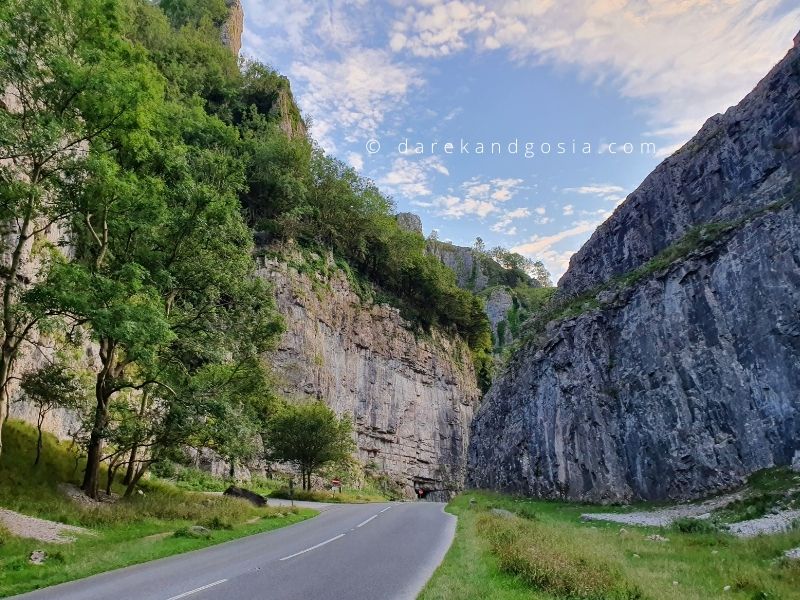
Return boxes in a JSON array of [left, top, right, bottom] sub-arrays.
[[559, 37, 800, 297], [469, 35, 800, 503], [256, 248, 481, 498], [220, 0, 243, 57]]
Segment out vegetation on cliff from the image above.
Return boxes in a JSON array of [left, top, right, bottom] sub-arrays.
[[0, 0, 492, 498]]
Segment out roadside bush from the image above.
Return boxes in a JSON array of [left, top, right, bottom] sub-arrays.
[[476, 512, 643, 600], [672, 517, 719, 534]]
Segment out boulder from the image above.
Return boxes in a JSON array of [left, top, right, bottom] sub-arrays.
[[223, 486, 267, 507]]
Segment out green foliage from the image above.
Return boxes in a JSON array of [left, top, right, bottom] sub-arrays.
[[265, 401, 355, 491], [423, 491, 800, 600], [158, 0, 229, 28], [20, 364, 88, 465], [476, 513, 643, 600], [0, 420, 312, 597], [713, 468, 800, 523], [672, 517, 720, 534]]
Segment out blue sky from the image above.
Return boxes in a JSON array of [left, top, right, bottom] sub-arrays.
[[241, 0, 799, 280]]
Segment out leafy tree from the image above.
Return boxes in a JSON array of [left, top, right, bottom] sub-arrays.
[[20, 363, 87, 466], [0, 0, 163, 458], [266, 402, 355, 491]]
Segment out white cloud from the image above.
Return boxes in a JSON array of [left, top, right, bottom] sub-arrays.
[[291, 49, 422, 149], [423, 176, 525, 219], [426, 194, 498, 218], [564, 184, 625, 196], [379, 156, 449, 199], [491, 206, 530, 234], [563, 204, 574, 215], [390, 1, 496, 58], [512, 220, 599, 256], [388, 0, 800, 147], [347, 152, 364, 171], [564, 183, 628, 203]]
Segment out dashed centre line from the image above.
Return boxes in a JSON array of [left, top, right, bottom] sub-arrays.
[[278, 505, 393, 561], [356, 515, 377, 528], [279, 534, 346, 561], [165, 579, 227, 600]]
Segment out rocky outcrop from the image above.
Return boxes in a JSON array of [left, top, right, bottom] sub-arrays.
[[395, 212, 423, 235], [257, 248, 481, 498], [470, 200, 800, 502], [484, 287, 514, 344], [469, 34, 800, 503], [220, 0, 243, 57], [426, 240, 490, 292], [559, 38, 800, 296]]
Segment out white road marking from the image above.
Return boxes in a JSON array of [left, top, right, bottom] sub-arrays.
[[379, 506, 391, 513], [356, 514, 377, 528], [166, 579, 227, 600], [279, 534, 346, 561]]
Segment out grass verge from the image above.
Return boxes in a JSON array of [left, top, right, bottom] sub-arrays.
[[0, 420, 315, 597], [420, 491, 800, 600]]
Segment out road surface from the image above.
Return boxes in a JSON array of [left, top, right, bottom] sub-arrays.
[[14, 501, 455, 600]]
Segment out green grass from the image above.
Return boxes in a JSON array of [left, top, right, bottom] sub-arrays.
[[265, 486, 388, 504], [160, 463, 394, 504], [421, 492, 800, 600], [714, 468, 800, 523], [0, 420, 315, 597]]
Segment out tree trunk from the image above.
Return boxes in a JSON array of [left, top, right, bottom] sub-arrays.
[[82, 394, 109, 498], [123, 445, 137, 485], [123, 388, 149, 485], [35, 411, 45, 466], [82, 339, 117, 499], [124, 462, 150, 498], [0, 201, 35, 461], [106, 454, 121, 496], [0, 348, 15, 460]]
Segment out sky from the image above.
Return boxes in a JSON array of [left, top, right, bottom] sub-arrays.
[[241, 0, 800, 281]]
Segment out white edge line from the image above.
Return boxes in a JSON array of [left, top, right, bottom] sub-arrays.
[[279, 533, 346, 561], [165, 579, 227, 600], [379, 506, 391, 513], [356, 514, 378, 528]]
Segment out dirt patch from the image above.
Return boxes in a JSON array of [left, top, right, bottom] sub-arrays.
[[0, 508, 90, 544], [58, 483, 118, 506]]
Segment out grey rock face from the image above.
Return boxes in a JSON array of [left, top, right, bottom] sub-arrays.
[[220, 0, 243, 56], [558, 39, 800, 296], [426, 241, 489, 292], [395, 212, 423, 235], [469, 201, 800, 503], [484, 287, 513, 335], [257, 249, 481, 498]]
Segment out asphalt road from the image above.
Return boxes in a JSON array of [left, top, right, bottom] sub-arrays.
[[14, 501, 456, 600]]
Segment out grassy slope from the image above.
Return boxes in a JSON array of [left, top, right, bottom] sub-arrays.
[[421, 490, 800, 600], [0, 420, 315, 598]]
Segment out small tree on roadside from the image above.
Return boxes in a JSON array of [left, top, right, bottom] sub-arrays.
[[20, 363, 86, 466], [266, 402, 354, 491]]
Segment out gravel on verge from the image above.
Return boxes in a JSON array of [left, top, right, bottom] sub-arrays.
[[580, 491, 742, 528], [0, 508, 89, 543]]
